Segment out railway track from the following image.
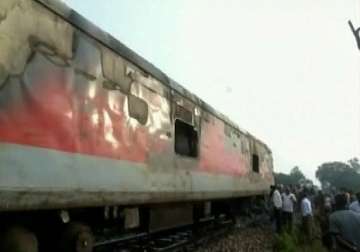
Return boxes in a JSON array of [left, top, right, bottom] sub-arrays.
[[94, 217, 234, 252]]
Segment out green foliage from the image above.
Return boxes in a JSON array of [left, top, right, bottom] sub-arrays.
[[274, 232, 297, 252], [274, 228, 327, 252], [290, 166, 305, 182], [275, 172, 293, 185], [349, 157, 360, 172], [316, 159, 360, 192], [275, 166, 307, 185]]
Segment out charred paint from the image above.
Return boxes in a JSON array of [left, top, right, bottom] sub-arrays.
[[0, 28, 169, 163], [0, 0, 274, 211]]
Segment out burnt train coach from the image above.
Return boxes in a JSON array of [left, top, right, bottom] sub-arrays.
[[0, 0, 274, 251]]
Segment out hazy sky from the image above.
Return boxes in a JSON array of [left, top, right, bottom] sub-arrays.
[[63, 0, 360, 183]]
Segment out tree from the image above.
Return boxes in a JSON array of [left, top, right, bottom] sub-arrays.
[[274, 166, 308, 186], [348, 157, 360, 173], [290, 166, 305, 183], [316, 161, 360, 192], [274, 172, 294, 185]]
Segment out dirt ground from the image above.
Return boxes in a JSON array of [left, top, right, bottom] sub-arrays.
[[195, 226, 274, 252]]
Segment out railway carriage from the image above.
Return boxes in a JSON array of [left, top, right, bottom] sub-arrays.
[[0, 0, 274, 251]]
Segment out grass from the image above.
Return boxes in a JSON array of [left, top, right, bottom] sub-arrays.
[[274, 223, 328, 252]]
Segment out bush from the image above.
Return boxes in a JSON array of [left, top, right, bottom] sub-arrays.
[[274, 232, 297, 252], [274, 227, 328, 252]]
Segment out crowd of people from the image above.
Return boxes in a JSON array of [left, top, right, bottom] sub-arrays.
[[269, 184, 360, 251]]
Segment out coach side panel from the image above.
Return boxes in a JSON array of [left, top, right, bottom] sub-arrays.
[[197, 112, 273, 194], [0, 0, 273, 211], [0, 0, 178, 209]]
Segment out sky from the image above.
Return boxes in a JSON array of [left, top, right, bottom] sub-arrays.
[[62, 0, 360, 183]]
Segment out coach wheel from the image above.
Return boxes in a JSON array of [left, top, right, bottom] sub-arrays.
[[58, 223, 94, 252], [0, 226, 38, 252]]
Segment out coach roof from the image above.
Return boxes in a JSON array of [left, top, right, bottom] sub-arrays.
[[34, 0, 271, 153]]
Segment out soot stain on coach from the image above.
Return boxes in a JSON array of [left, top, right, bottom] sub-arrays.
[[0, 0, 274, 250]]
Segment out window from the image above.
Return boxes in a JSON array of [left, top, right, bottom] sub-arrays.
[[128, 95, 148, 125], [252, 154, 259, 173], [175, 120, 198, 157]]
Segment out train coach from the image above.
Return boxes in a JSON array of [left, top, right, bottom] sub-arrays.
[[0, 0, 274, 251]]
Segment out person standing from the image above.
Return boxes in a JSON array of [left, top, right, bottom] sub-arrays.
[[301, 191, 313, 241], [349, 192, 360, 213], [271, 185, 283, 233], [345, 191, 351, 209], [282, 187, 296, 232], [329, 194, 360, 251], [324, 194, 332, 213]]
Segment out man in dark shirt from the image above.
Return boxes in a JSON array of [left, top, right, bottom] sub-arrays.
[[329, 194, 360, 251]]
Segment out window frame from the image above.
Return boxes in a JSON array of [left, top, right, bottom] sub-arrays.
[[174, 119, 199, 158], [252, 154, 260, 173]]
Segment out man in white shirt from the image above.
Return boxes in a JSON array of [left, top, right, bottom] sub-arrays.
[[282, 187, 296, 232], [301, 191, 313, 241], [349, 192, 360, 213], [324, 195, 332, 212], [271, 185, 283, 233]]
